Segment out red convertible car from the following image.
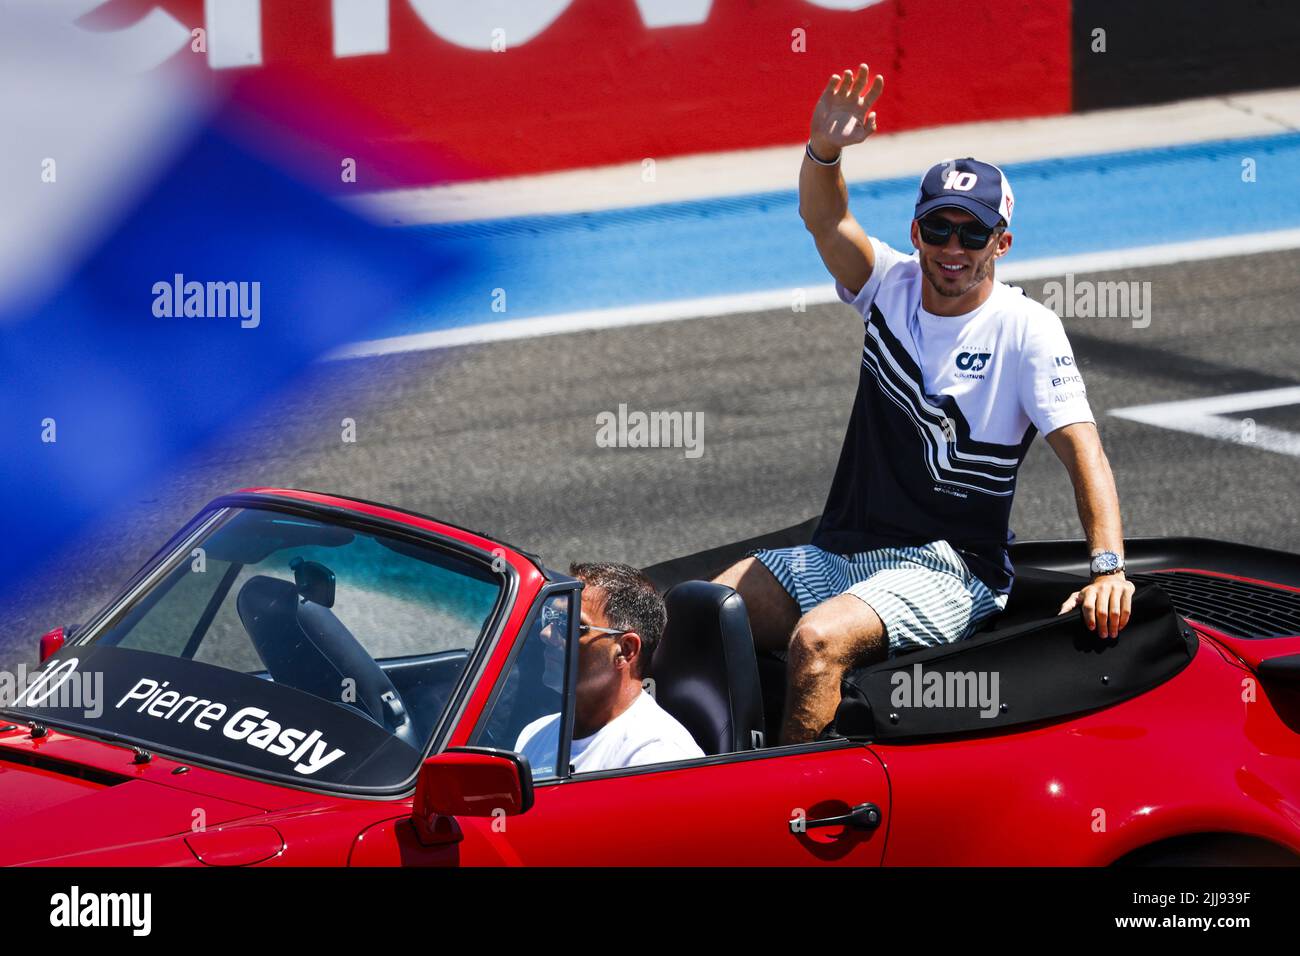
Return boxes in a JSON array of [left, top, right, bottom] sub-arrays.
[[5, 487, 1300, 866]]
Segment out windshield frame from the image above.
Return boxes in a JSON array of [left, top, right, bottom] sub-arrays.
[[3, 493, 523, 799]]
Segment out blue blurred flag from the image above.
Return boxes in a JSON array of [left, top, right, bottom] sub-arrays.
[[0, 9, 465, 598]]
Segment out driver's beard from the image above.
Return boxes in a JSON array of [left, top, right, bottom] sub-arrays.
[[923, 250, 997, 298]]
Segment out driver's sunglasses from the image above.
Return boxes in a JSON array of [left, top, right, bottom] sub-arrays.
[[917, 216, 998, 250], [540, 603, 628, 638]]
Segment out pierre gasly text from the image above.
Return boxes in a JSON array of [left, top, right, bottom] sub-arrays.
[[117, 678, 346, 775]]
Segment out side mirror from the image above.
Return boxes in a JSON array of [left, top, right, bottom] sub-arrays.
[[39, 627, 67, 663], [411, 747, 533, 845]]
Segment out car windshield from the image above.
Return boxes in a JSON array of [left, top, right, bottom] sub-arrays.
[[7, 505, 506, 793]]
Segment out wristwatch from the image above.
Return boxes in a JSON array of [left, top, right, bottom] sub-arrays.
[[1090, 550, 1125, 576]]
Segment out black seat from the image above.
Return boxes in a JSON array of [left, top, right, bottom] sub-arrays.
[[652, 581, 766, 755], [236, 575, 420, 747]]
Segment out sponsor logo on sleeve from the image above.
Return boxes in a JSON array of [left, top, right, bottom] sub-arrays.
[[1049, 356, 1086, 396]]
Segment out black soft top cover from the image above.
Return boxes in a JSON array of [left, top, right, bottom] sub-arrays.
[[832, 580, 1196, 741]]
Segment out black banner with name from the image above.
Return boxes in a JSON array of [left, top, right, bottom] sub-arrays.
[[8, 645, 418, 791]]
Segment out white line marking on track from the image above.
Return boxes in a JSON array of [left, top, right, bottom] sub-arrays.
[[327, 228, 1300, 360], [1110, 386, 1300, 458]]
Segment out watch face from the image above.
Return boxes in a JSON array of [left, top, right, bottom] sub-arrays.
[[1092, 552, 1120, 574]]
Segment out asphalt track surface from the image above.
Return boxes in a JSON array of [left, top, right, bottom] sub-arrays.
[[4, 249, 1299, 664]]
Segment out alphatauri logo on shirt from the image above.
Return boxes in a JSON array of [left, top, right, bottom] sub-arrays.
[[954, 350, 993, 379]]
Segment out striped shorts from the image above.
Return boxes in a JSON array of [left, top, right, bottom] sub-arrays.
[[751, 539, 1008, 656]]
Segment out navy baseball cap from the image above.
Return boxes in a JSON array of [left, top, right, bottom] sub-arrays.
[[914, 158, 1014, 229]]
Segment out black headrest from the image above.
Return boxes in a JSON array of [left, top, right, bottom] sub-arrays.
[[652, 581, 765, 755]]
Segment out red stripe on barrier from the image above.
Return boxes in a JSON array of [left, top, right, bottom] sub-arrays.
[[87, 0, 1072, 186]]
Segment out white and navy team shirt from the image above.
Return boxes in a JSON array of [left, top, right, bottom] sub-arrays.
[[812, 237, 1095, 595]]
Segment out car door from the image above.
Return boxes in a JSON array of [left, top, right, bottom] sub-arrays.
[[454, 742, 890, 866], [456, 588, 890, 865]]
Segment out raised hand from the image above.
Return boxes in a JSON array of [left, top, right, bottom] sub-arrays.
[[809, 63, 884, 161]]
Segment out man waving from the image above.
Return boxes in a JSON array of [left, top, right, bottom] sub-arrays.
[[714, 64, 1135, 744]]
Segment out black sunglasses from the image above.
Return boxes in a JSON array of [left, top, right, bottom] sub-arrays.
[[540, 603, 628, 638], [917, 216, 999, 250]]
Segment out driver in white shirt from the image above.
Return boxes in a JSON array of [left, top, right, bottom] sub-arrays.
[[515, 562, 704, 774]]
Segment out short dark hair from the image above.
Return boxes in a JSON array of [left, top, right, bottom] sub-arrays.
[[569, 562, 666, 679]]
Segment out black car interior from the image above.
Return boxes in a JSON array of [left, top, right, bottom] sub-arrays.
[[653, 581, 766, 755], [236, 573, 423, 749], [649, 567, 1195, 749], [184, 513, 486, 750]]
